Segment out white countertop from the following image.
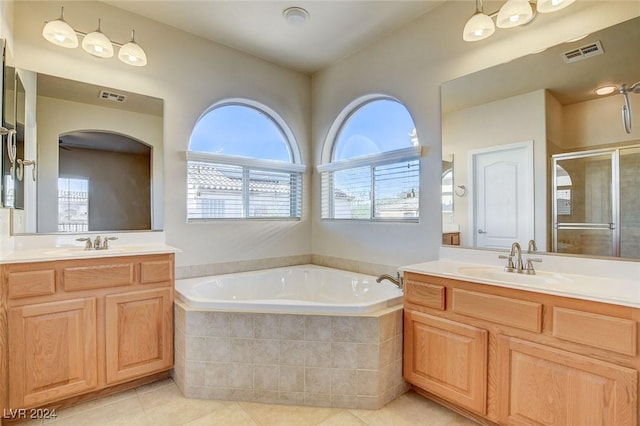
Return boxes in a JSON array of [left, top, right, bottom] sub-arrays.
[[401, 259, 640, 309], [0, 243, 180, 264]]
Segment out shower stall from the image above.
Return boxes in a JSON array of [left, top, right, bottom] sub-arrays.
[[552, 145, 640, 258]]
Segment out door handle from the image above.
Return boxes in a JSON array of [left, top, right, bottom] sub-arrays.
[[478, 229, 487, 234]]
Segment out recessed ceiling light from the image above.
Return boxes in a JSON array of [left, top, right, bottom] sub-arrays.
[[283, 7, 309, 27], [595, 85, 617, 96]]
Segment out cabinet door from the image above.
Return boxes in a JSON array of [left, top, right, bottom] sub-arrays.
[[404, 310, 488, 414], [105, 288, 173, 384], [9, 298, 97, 408], [497, 336, 638, 426]]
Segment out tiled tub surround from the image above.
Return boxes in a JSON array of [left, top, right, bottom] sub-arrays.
[[173, 303, 407, 410]]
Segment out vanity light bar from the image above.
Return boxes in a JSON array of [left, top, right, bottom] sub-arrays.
[[463, 0, 576, 42], [42, 7, 147, 67]]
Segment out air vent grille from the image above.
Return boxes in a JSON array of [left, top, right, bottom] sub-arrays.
[[99, 90, 127, 103], [561, 41, 604, 64]]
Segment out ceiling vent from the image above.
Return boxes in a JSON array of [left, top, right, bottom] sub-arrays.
[[99, 90, 127, 103], [561, 41, 604, 64]]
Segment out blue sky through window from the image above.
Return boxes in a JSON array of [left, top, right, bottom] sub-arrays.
[[334, 99, 416, 161], [189, 104, 292, 162]]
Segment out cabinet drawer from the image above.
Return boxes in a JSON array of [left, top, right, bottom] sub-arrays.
[[405, 280, 445, 310], [553, 307, 637, 356], [7, 270, 56, 299], [140, 260, 173, 284], [452, 289, 542, 332], [63, 263, 135, 291]]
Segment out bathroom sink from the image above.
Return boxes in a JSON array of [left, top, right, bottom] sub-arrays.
[[456, 266, 573, 288]]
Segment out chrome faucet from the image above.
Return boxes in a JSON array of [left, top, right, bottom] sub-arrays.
[[76, 235, 118, 250], [499, 241, 542, 275], [527, 239, 538, 254], [510, 242, 523, 272], [376, 272, 404, 289]]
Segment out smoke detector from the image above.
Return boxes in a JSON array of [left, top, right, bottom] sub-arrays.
[[283, 7, 309, 27]]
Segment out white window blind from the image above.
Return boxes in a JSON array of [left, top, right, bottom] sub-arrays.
[[187, 152, 304, 220], [319, 147, 420, 221]]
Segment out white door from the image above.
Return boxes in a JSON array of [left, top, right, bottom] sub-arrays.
[[471, 142, 534, 249]]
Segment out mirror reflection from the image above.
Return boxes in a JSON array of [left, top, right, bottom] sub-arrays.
[[2, 69, 164, 234], [441, 16, 640, 259]]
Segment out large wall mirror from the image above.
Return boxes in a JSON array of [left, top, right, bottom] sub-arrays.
[[441, 16, 640, 260], [2, 68, 164, 234]]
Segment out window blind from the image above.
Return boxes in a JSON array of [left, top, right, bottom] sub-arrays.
[[320, 149, 420, 221], [187, 157, 302, 220]]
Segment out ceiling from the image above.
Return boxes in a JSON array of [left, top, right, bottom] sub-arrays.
[[104, 0, 445, 74]]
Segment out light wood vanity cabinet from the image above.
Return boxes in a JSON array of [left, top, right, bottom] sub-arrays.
[[1, 254, 174, 411], [403, 272, 639, 426]]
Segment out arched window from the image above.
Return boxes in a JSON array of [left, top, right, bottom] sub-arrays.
[[187, 100, 305, 220], [318, 97, 420, 220]]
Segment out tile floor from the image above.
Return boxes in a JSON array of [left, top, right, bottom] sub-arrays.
[[16, 379, 479, 426]]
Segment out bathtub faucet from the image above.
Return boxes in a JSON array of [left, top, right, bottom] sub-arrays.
[[376, 272, 404, 290]]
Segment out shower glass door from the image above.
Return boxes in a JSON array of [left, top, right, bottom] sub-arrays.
[[552, 150, 616, 257]]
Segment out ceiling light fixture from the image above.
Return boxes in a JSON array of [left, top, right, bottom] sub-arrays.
[[42, 6, 78, 48], [118, 30, 147, 66], [81, 19, 113, 58], [283, 7, 309, 27], [43, 7, 147, 66], [595, 85, 616, 96], [463, 0, 495, 42], [463, 0, 575, 42]]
